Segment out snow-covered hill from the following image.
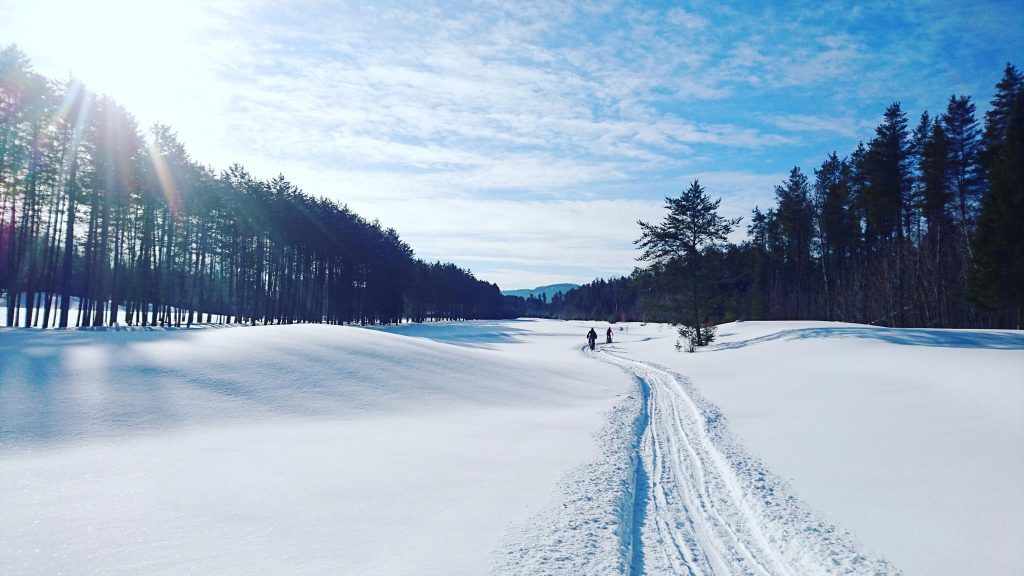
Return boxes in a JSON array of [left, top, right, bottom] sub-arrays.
[[1, 320, 1021, 574]]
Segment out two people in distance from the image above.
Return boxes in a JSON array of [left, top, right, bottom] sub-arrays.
[[586, 326, 614, 350]]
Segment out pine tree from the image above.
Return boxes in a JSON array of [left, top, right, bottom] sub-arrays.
[[941, 95, 982, 253], [773, 166, 815, 317], [636, 180, 740, 347], [746, 206, 771, 319], [971, 93, 1024, 327], [982, 64, 1023, 170], [860, 103, 912, 324], [863, 102, 912, 244], [813, 153, 856, 320]]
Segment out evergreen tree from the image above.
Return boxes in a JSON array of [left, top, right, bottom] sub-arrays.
[[772, 166, 815, 317], [861, 103, 912, 324], [813, 153, 856, 320], [636, 180, 740, 347], [971, 92, 1024, 327], [746, 206, 771, 319], [914, 116, 958, 325], [863, 102, 912, 245], [982, 64, 1023, 170], [941, 95, 982, 251]]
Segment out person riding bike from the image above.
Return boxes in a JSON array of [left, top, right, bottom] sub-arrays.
[[587, 328, 597, 350], [606, 327, 613, 344]]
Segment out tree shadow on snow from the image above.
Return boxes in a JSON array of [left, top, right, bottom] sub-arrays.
[[1, 321, 540, 449], [368, 319, 531, 349], [0, 327, 219, 446], [713, 326, 1024, 351]]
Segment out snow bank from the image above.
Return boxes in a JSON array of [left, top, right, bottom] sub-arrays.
[[0, 321, 632, 575]]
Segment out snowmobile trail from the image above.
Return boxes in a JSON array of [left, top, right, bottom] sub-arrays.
[[596, 348, 898, 576]]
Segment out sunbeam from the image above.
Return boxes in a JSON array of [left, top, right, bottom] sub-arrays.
[[147, 141, 180, 215]]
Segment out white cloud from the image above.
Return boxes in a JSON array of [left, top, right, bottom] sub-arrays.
[[666, 8, 709, 31], [6, 0, 1010, 290], [762, 114, 869, 138], [317, 191, 667, 288]]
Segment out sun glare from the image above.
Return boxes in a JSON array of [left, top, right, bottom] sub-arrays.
[[33, 1, 187, 85], [9, 0, 219, 132]]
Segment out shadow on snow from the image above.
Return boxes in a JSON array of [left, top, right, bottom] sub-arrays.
[[0, 323, 523, 447], [369, 319, 533, 349], [714, 326, 1024, 351]]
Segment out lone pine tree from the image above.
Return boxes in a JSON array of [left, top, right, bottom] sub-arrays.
[[636, 180, 740, 348]]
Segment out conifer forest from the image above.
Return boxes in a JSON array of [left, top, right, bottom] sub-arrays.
[[1, 46, 1021, 330], [511, 64, 1023, 330], [0, 47, 507, 327]]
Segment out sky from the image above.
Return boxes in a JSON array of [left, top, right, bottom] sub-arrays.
[[1, 0, 1021, 290]]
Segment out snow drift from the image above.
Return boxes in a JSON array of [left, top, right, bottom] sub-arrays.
[[1, 319, 1021, 575], [0, 321, 631, 574]]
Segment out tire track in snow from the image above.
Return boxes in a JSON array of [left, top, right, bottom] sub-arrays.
[[597, 348, 900, 576]]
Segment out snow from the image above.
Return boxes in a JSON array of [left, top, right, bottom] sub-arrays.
[[618, 320, 1024, 575], [1, 318, 1022, 574], [1, 321, 631, 574]]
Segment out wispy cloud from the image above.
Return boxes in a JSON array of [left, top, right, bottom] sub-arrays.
[[208, 1, 791, 190], [3, 0, 1019, 289], [761, 114, 871, 138]]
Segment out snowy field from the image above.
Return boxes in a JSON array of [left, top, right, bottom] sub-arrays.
[[1, 319, 1022, 575]]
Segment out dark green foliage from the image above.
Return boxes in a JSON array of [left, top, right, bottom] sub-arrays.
[[635, 180, 740, 264], [942, 95, 983, 243], [770, 167, 815, 317], [635, 180, 740, 346], [970, 92, 1024, 327], [982, 64, 1024, 170], [861, 102, 912, 249], [676, 324, 716, 353], [813, 153, 857, 321]]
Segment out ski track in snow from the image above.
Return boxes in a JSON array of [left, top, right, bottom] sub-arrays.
[[497, 344, 900, 576], [491, 351, 644, 575]]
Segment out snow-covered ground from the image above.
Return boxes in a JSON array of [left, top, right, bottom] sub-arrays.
[[611, 321, 1024, 575], [1, 319, 1022, 574]]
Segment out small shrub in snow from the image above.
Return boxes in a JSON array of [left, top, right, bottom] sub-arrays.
[[676, 324, 716, 352]]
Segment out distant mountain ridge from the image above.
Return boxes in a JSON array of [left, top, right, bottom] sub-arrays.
[[502, 283, 579, 300]]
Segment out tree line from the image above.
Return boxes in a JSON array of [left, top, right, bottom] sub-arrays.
[[0, 46, 511, 328], [511, 63, 1023, 331]]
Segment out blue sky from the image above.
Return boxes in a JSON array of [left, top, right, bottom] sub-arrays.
[[2, 0, 1021, 289]]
